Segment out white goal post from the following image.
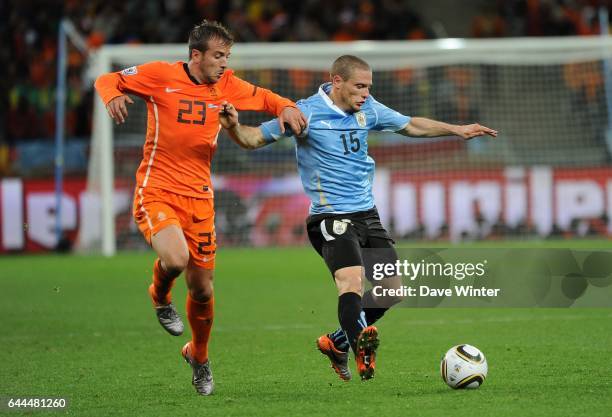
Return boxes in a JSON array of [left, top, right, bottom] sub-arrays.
[[84, 37, 612, 256]]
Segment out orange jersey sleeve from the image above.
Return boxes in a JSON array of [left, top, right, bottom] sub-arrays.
[[94, 61, 166, 105], [220, 71, 295, 116]]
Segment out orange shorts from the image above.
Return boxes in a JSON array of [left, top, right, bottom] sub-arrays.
[[133, 187, 217, 269]]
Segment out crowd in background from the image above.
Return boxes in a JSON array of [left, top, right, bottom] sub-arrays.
[[471, 0, 606, 38], [0, 0, 609, 175]]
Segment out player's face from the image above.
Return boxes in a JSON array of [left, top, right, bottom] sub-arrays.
[[336, 69, 372, 112], [194, 38, 232, 84]]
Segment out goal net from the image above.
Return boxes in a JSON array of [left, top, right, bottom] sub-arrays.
[[82, 37, 612, 255]]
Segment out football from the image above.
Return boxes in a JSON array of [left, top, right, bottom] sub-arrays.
[[440, 344, 488, 389]]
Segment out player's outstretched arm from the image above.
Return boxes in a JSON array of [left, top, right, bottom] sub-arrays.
[[400, 117, 498, 140], [219, 102, 269, 150], [223, 74, 307, 135]]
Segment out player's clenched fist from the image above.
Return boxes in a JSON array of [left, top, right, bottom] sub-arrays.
[[219, 101, 239, 129], [106, 95, 135, 124]]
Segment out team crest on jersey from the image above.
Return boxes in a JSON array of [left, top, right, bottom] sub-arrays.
[[333, 220, 348, 235], [121, 66, 138, 76], [355, 111, 367, 128]]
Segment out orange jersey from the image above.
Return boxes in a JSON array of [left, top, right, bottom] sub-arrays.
[[94, 61, 294, 198]]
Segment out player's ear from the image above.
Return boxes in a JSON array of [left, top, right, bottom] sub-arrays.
[[331, 74, 344, 87], [190, 48, 202, 63]]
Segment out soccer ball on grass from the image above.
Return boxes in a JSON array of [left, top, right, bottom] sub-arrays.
[[440, 344, 488, 389]]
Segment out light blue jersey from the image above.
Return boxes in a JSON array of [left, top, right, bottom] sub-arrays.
[[260, 83, 410, 214]]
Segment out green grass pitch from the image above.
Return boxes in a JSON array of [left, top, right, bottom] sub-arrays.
[[2, 241, 611, 416]]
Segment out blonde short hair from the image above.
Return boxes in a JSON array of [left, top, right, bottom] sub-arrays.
[[330, 55, 371, 80]]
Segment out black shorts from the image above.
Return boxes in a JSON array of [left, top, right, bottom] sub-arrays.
[[306, 207, 398, 277]]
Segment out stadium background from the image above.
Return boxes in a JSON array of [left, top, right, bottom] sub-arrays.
[[2, 0, 611, 252], [2, 2, 612, 416]]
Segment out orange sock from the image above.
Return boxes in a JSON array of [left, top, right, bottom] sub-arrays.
[[186, 294, 214, 363], [150, 259, 178, 306]]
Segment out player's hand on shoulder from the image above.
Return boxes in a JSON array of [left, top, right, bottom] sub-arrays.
[[106, 95, 134, 124], [457, 123, 498, 140], [279, 106, 307, 136], [219, 101, 239, 129]]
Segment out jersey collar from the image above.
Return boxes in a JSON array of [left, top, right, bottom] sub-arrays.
[[183, 63, 202, 85], [318, 83, 348, 116]]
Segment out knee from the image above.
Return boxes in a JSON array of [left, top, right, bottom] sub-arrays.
[[163, 251, 189, 276], [377, 291, 405, 307], [377, 276, 406, 305], [189, 278, 214, 302], [334, 269, 362, 295], [189, 286, 213, 303]]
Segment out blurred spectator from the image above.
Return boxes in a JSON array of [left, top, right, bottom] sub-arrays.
[[563, 61, 608, 158], [472, 4, 507, 38], [432, 67, 480, 125]]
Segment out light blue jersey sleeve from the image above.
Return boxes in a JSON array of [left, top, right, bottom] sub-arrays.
[[260, 117, 289, 144], [259, 100, 310, 144], [369, 97, 411, 132]]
